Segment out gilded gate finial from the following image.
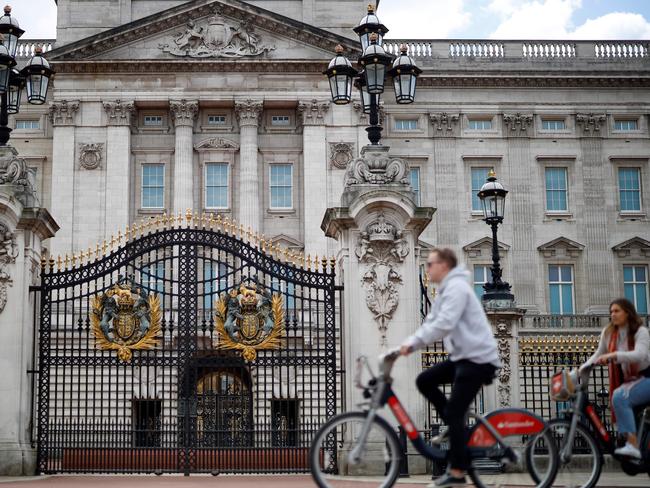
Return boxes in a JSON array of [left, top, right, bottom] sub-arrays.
[[125, 225, 131, 241], [64, 254, 71, 269], [102, 240, 108, 256], [117, 230, 123, 245], [306, 254, 312, 270], [185, 209, 192, 225], [41, 257, 47, 269], [72, 254, 79, 268], [224, 216, 231, 234], [57, 255, 63, 271], [314, 255, 320, 271], [48, 256, 55, 271], [321, 256, 327, 271], [330, 256, 336, 270]]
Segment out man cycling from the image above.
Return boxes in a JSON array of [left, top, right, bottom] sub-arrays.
[[400, 248, 500, 487]]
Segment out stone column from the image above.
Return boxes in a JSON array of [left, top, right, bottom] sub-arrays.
[[298, 99, 330, 257], [485, 308, 525, 411], [0, 147, 58, 475], [235, 100, 263, 231], [323, 145, 434, 474], [576, 114, 610, 313], [48, 100, 79, 256], [170, 100, 198, 215], [103, 100, 134, 236]]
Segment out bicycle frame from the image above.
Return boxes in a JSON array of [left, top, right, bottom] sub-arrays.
[[351, 353, 545, 465]]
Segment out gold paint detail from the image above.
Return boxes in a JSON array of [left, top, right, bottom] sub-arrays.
[[90, 281, 162, 363], [214, 282, 285, 362]]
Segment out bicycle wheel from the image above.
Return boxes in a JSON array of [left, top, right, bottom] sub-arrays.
[[468, 426, 558, 488], [309, 411, 402, 488], [532, 419, 602, 488]]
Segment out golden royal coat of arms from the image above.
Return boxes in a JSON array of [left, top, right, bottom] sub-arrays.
[[90, 279, 162, 362], [214, 282, 284, 362]]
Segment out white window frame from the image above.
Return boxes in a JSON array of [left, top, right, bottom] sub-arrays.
[[618, 166, 643, 214], [207, 115, 227, 126], [204, 162, 229, 210], [548, 264, 575, 315], [141, 164, 165, 209], [394, 118, 418, 131], [271, 115, 291, 126], [269, 164, 293, 210], [614, 118, 639, 131], [623, 264, 649, 314], [473, 264, 492, 298], [143, 115, 163, 127], [470, 167, 492, 213], [409, 167, 421, 205], [467, 119, 493, 131], [15, 119, 40, 130], [544, 167, 569, 213], [541, 119, 566, 131]]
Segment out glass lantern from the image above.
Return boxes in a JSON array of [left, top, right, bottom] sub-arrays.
[[388, 45, 422, 104], [324, 45, 357, 105]]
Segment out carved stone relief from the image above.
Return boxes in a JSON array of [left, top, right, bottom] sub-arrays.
[[103, 100, 135, 126], [576, 113, 607, 134], [0, 149, 38, 206], [355, 213, 409, 345], [503, 113, 533, 135], [329, 142, 354, 170], [345, 146, 410, 186], [494, 321, 512, 407], [194, 137, 240, 151], [0, 222, 17, 314], [235, 99, 263, 127], [170, 100, 199, 127], [48, 100, 79, 126], [79, 143, 104, 170], [159, 13, 275, 58], [298, 99, 330, 126], [429, 112, 460, 133]]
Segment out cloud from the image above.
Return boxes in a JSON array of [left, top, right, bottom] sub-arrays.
[[380, 0, 471, 39], [488, 0, 650, 39]]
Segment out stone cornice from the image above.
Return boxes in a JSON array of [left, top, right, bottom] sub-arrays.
[[298, 99, 330, 126], [235, 99, 263, 127], [103, 99, 135, 126], [45, 0, 359, 63], [170, 100, 199, 127]]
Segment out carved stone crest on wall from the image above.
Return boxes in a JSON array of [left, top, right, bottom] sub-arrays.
[[329, 142, 354, 169], [159, 14, 275, 58], [194, 137, 240, 151], [355, 213, 409, 345], [79, 143, 104, 170], [345, 146, 410, 187]]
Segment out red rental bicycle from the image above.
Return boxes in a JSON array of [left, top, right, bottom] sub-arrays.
[[309, 349, 558, 488], [533, 364, 650, 488]]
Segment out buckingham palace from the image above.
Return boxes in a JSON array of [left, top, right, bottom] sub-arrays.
[[0, 0, 649, 477]]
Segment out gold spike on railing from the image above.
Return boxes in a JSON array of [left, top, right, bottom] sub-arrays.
[[210, 213, 216, 230], [260, 234, 266, 252], [117, 230, 123, 246], [48, 256, 55, 271], [330, 256, 336, 271], [125, 224, 131, 242], [306, 254, 312, 271], [223, 216, 230, 234], [185, 209, 192, 226], [314, 255, 320, 271], [57, 255, 63, 272], [193, 211, 199, 228], [64, 254, 70, 270], [72, 254, 79, 268], [102, 240, 108, 256], [110, 234, 116, 251]]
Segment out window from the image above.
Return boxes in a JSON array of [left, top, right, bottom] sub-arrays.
[[545, 167, 568, 212], [205, 163, 228, 209], [271, 115, 290, 126], [618, 167, 642, 212], [471, 167, 491, 212], [143, 115, 163, 126], [204, 263, 229, 309], [271, 276, 295, 311], [473, 265, 492, 299], [270, 164, 293, 209], [468, 119, 492, 130], [141, 164, 165, 209], [614, 119, 638, 131], [208, 115, 226, 125], [141, 263, 165, 293], [409, 167, 420, 205], [15, 119, 40, 130], [394, 119, 418, 130], [549, 265, 574, 314], [624, 265, 648, 314], [541, 119, 565, 131]]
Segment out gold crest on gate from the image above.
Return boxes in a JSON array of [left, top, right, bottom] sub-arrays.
[[214, 282, 284, 362], [90, 278, 162, 362]]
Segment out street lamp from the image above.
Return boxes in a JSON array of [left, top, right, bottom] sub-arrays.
[[324, 4, 422, 145], [477, 170, 514, 306], [0, 6, 54, 146]]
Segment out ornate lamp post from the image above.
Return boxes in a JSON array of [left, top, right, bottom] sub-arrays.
[[324, 4, 421, 145], [0, 5, 54, 146], [477, 170, 515, 306]]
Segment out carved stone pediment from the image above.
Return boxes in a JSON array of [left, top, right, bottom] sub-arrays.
[[537, 236, 585, 258], [612, 236, 650, 258], [195, 137, 240, 151], [45, 0, 359, 64], [463, 237, 510, 258]]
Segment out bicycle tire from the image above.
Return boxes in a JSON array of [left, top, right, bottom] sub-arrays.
[[309, 411, 402, 488], [468, 424, 559, 488], [532, 418, 603, 488]]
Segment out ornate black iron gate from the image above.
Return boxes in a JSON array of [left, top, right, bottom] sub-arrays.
[[36, 216, 341, 474]]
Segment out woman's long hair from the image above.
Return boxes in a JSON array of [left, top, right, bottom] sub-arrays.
[[604, 298, 643, 350]]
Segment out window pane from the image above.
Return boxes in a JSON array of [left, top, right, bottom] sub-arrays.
[[636, 285, 648, 314], [548, 265, 559, 283], [636, 266, 646, 281], [468, 119, 492, 130], [614, 119, 638, 131], [471, 167, 491, 211], [206, 163, 228, 208], [142, 165, 164, 208], [624, 283, 635, 303], [550, 284, 561, 314], [561, 284, 574, 314], [270, 165, 293, 208], [618, 168, 641, 212], [409, 168, 420, 205], [560, 265, 572, 282], [542, 119, 565, 130], [545, 167, 568, 211]]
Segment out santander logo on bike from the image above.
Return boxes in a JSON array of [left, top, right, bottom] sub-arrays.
[[497, 420, 536, 430]]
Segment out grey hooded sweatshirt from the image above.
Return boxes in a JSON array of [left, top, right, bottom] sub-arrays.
[[403, 266, 501, 367]]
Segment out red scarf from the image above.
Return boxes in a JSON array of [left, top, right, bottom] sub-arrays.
[[607, 328, 638, 423]]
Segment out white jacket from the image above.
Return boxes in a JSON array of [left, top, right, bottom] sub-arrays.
[[403, 266, 501, 367]]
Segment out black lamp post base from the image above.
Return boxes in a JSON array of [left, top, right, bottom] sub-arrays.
[[366, 125, 383, 145], [0, 126, 11, 146]]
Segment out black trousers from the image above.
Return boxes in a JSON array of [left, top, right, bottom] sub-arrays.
[[416, 359, 496, 471]]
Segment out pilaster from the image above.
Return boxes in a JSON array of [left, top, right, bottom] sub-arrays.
[[170, 100, 198, 214], [235, 99, 263, 231]]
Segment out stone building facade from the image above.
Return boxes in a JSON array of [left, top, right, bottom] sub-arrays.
[[13, 0, 650, 316]]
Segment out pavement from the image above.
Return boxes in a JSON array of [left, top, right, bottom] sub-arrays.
[[0, 473, 649, 487]]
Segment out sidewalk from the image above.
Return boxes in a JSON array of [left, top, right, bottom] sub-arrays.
[[0, 473, 648, 487]]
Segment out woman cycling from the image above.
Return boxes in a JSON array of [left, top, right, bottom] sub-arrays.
[[580, 298, 650, 458]]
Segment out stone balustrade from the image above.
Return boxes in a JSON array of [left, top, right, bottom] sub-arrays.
[[16, 39, 55, 59], [384, 39, 649, 66]]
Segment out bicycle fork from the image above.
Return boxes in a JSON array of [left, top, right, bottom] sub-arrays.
[[560, 391, 585, 463], [348, 408, 379, 465]]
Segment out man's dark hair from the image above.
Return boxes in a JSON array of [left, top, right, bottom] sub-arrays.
[[431, 248, 457, 269]]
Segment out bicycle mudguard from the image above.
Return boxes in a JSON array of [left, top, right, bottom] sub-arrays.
[[467, 408, 547, 448]]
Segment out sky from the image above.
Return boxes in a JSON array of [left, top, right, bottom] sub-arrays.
[[16, 0, 650, 40]]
